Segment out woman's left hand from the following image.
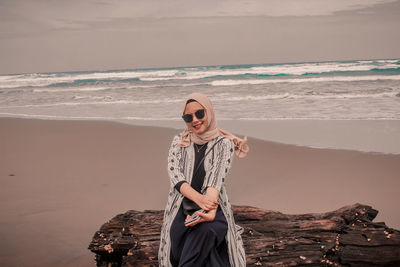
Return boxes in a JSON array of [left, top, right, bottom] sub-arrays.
[[196, 194, 219, 211], [185, 209, 217, 227]]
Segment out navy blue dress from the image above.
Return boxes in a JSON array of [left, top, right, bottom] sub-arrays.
[[170, 143, 230, 267]]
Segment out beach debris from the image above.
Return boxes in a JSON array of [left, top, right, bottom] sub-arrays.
[[104, 244, 114, 253], [384, 230, 393, 239], [321, 258, 341, 266], [335, 234, 340, 250]]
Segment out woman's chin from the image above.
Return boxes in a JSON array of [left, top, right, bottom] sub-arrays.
[[193, 127, 206, 135]]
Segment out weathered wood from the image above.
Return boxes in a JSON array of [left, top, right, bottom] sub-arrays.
[[88, 203, 400, 266]]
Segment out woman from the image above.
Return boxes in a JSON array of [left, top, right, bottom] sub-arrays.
[[158, 93, 249, 267]]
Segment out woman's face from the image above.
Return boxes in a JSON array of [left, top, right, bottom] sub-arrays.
[[183, 101, 208, 135]]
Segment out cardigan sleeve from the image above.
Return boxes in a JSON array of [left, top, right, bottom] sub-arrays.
[[167, 134, 187, 189], [174, 181, 187, 193], [205, 137, 235, 191]]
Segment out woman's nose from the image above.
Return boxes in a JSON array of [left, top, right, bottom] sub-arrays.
[[192, 116, 200, 123]]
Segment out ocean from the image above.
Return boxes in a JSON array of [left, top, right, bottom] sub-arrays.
[[1, 58, 399, 121], [1, 59, 400, 153]]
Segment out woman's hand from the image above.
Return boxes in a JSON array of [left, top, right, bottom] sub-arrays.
[[185, 208, 217, 227], [179, 183, 218, 211], [196, 194, 218, 211]]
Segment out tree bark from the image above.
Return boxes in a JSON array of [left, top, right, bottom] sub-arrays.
[[88, 203, 400, 266]]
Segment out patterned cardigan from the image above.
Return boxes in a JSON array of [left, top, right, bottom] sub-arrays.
[[158, 133, 246, 266]]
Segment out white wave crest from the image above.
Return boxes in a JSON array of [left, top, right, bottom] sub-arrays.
[[0, 112, 181, 121], [0, 69, 179, 89], [210, 75, 400, 86], [139, 60, 400, 82], [2, 59, 398, 88], [33, 86, 111, 93], [0, 98, 183, 109], [211, 91, 398, 102]]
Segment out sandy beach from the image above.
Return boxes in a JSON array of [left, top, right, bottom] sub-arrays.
[[1, 118, 399, 266]]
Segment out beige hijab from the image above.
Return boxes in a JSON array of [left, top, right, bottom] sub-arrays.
[[178, 93, 249, 158]]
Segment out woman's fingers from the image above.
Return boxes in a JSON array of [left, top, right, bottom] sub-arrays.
[[185, 214, 202, 227], [197, 195, 218, 211], [200, 195, 219, 209], [201, 202, 217, 211], [205, 199, 218, 206], [209, 199, 218, 205], [209, 201, 219, 209], [197, 211, 216, 222], [208, 203, 218, 210], [186, 220, 200, 227], [204, 204, 216, 211], [186, 209, 217, 227], [197, 211, 208, 219]]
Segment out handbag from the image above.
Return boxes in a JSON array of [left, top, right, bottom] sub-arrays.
[[182, 137, 224, 215]]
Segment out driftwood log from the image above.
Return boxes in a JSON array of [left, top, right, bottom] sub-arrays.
[[88, 203, 400, 266]]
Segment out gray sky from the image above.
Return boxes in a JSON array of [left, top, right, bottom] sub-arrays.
[[1, 0, 399, 74]]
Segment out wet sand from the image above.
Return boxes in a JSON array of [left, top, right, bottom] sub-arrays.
[[1, 118, 399, 266]]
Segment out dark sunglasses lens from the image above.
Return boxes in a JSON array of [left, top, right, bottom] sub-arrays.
[[195, 109, 205, 119], [182, 109, 204, 123], [182, 114, 193, 123]]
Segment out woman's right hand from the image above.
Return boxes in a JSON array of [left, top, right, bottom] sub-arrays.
[[196, 194, 218, 211]]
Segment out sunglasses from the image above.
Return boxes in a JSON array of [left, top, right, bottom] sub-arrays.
[[182, 109, 205, 123]]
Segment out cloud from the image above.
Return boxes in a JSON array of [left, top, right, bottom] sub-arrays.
[[0, 0, 398, 36], [2, 0, 398, 20], [1, 0, 399, 73]]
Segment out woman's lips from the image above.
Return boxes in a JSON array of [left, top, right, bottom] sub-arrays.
[[193, 123, 202, 130]]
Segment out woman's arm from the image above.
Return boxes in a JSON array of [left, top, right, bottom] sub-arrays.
[[181, 153, 225, 227], [179, 183, 218, 211], [185, 188, 220, 226], [205, 186, 219, 203], [187, 138, 234, 225]]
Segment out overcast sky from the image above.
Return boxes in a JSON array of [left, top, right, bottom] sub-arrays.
[[1, 0, 399, 74]]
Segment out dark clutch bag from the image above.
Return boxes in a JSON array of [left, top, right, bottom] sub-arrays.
[[182, 197, 201, 216]]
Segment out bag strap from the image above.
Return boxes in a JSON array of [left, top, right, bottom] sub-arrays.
[[193, 137, 225, 176]]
